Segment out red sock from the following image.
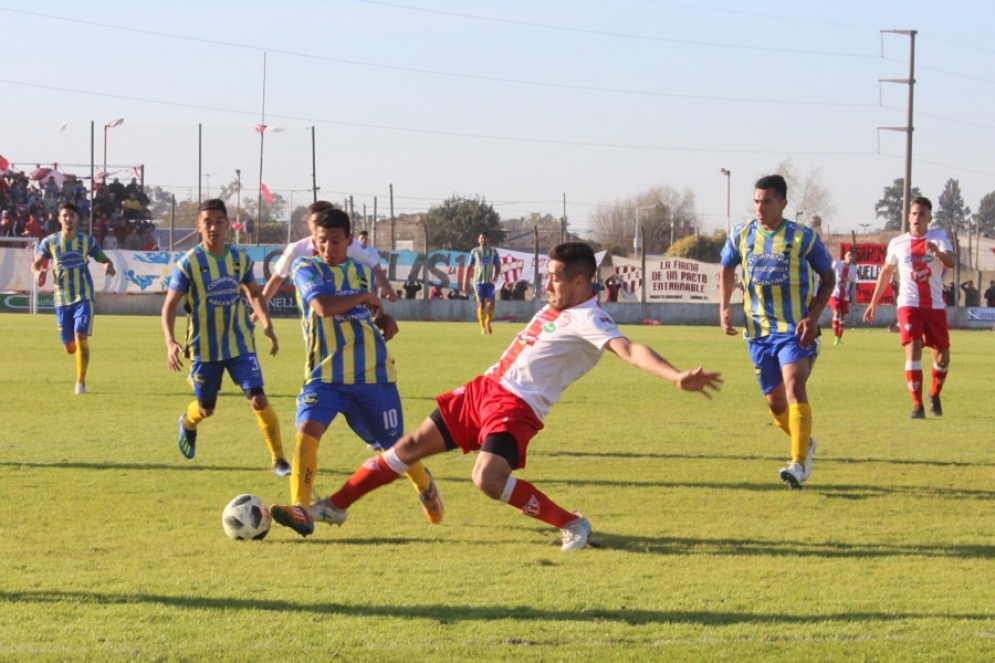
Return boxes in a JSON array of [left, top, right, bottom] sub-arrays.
[[837, 320, 845, 337], [930, 365, 948, 397], [330, 455, 400, 509], [831, 320, 839, 336], [507, 478, 576, 528], [906, 365, 923, 407]]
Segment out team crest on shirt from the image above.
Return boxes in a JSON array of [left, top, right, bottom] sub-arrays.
[[556, 314, 572, 328]]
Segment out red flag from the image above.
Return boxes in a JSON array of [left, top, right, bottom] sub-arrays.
[[254, 124, 267, 133], [0, 154, 9, 171], [260, 182, 274, 204]]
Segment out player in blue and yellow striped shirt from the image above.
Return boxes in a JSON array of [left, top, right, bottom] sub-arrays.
[[161, 199, 288, 475], [464, 232, 502, 335], [719, 175, 835, 489], [31, 202, 116, 395], [269, 201, 442, 537]]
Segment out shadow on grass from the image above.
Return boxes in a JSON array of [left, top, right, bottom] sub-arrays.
[[1, 589, 992, 626], [588, 532, 995, 559], [541, 450, 995, 469], [0, 461, 353, 476]]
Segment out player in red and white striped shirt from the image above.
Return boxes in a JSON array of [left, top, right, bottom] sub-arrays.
[[864, 197, 956, 419], [309, 242, 722, 550], [829, 248, 858, 345]]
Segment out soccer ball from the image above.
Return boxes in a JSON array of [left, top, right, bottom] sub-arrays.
[[222, 494, 272, 541]]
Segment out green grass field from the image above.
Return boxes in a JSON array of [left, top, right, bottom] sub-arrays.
[[2, 313, 994, 661]]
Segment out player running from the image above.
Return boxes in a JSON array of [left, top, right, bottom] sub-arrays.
[[161, 199, 289, 474], [464, 232, 501, 334], [31, 202, 116, 395]]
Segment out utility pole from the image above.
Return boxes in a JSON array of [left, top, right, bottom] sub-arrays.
[[879, 29, 917, 233]]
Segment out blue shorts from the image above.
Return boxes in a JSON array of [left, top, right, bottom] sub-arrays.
[[190, 355, 264, 407], [55, 300, 93, 345], [296, 382, 403, 450], [474, 283, 496, 302], [747, 333, 818, 394]]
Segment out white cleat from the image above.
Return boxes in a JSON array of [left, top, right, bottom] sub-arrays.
[[310, 497, 348, 526], [74, 382, 86, 395], [802, 438, 817, 481], [779, 462, 805, 489], [561, 514, 591, 551]]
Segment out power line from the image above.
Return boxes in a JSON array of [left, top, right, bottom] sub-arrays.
[[0, 7, 877, 106], [0, 78, 878, 156], [348, 0, 881, 58]]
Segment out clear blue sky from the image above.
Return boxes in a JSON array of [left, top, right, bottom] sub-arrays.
[[1, 1, 992, 237]]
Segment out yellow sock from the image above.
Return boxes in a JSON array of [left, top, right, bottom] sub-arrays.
[[253, 404, 285, 463], [485, 306, 494, 326], [769, 408, 790, 437], [291, 432, 320, 505], [477, 307, 487, 331], [185, 400, 206, 430], [75, 338, 90, 383], [404, 460, 432, 493], [788, 403, 813, 464]]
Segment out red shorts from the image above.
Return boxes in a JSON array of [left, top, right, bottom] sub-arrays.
[[435, 375, 544, 469], [897, 307, 950, 349], [829, 297, 849, 316]]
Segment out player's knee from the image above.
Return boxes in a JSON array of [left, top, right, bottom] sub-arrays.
[[64, 343, 76, 354], [244, 388, 267, 409], [470, 467, 506, 500]]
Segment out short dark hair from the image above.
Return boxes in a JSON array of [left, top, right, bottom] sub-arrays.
[[198, 199, 228, 217], [479, 231, 489, 239], [358, 230, 369, 238], [58, 202, 79, 215], [308, 201, 350, 234], [754, 174, 788, 199], [911, 196, 932, 212], [548, 242, 596, 280]]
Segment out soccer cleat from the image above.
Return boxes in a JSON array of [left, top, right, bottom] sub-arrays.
[[270, 504, 314, 537], [561, 514, 591, 551], [802, 438, 817, 481], [833, 336, 841, 346], [272, 459, 291, 477], [417, 470, 445, 525], [177, 414, 197, 459], [310, 497, 348, 527], [779, 462, 805, 489], [910, 406, 926, 420], [74, 382, 86, 395], [929, 395, 943, 417]]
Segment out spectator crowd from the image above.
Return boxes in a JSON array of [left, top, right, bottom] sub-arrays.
[[0, 168, 157, 250]]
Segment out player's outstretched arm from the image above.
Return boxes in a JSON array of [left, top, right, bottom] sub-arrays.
[[606, 337, 722, 399], [374, 265, 398, 302]]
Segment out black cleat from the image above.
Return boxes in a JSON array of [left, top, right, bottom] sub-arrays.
[[928, 395, 943, 417], [909, 406, 926, 420]]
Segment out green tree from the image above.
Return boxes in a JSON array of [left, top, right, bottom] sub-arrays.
[[934, 178, 971, 235], [973, 190, 995, 238], [423, 194, 502, 251], [875, 178, 922, 231], [667, 231, 727, 262]]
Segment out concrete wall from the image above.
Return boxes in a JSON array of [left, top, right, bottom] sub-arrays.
[[96, 292, 966, 328]]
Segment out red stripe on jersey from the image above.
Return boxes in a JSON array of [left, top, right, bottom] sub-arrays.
[[488, 308, 563, 381], [911, 238, 933, 308]]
